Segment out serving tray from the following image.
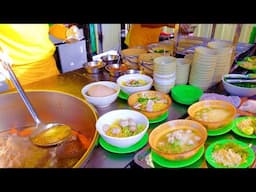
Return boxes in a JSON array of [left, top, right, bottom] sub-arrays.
[[133, 140, 256, 168], [133, 144, 208, 168]]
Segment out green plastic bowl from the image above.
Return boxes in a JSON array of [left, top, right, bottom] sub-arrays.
[[171, 85, 203, 105]]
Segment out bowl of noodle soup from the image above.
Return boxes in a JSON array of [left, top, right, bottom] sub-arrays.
[[187, 100, 237, 130], [128, 90, 172, 120], [149, 119, 207, 160]]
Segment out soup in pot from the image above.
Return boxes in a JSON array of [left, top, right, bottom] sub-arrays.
[[0, 127, 90, 168]]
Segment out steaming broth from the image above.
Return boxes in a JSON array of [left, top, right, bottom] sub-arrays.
[[194, 107, 231, 122], [156, 127, 202, 154]]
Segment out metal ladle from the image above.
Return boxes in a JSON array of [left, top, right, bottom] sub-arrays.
[[0, 52, 72, 147]]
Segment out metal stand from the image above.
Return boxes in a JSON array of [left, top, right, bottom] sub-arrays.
[[173, 24, 180, 56], [174, 24, 244, 70], [231, 24, 243, 65], [210, 24, 217, 40]]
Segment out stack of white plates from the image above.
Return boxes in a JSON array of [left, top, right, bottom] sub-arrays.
[[175, 58, 191, 85], [207, 41, 233, 86], [189, 46, 217, 91]]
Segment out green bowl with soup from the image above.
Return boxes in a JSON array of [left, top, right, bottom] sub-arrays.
[[149, 119, 207, 160], [187, 100, 237, 130]]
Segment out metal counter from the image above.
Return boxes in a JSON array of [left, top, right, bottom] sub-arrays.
[[4, 65, 256, 168], [5, 68, 188, 168], [4, 68, 187, 168]]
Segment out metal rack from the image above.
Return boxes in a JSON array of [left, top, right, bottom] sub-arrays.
[[172, 24, 252, 68], [174, 24, 243, 56]]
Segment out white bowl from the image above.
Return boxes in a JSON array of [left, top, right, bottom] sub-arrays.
[[116, 74, 153, 95], [153, 72, 176, 79], [154, 82, 175, 93], [154, 76, 176, 85], [222, 74, 256, 97], [81, 81, 120, 108], [153, 56, 176, 74], [96, 109, 149, 148], [194, 46, 217, 56]]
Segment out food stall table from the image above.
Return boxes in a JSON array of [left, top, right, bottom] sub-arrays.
[[2, 68, 187, 168], [3, 55, 256, 168]]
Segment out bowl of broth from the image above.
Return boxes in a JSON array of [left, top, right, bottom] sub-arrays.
[[187, 100, 237, 130], [128, 90, 172, 120], [149, 119, 207, 160]]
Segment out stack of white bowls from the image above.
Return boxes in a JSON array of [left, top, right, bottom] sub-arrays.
[[207, 40, 233, 86], [153, 56, 176, 93], [175, 58, 191, 85], [189, 46, 217, 91]]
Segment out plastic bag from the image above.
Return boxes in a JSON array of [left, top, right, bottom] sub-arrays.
[[239, 99, 256, 114], [66, 25, 83, 42]]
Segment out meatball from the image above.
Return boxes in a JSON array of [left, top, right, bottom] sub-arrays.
[[128, 118, 136, 127], [129, 126, 137, 132], [111, 127, 121, 135], [119, 119, 129, 127]]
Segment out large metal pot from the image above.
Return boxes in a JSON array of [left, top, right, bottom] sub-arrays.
[[0, 90, 98, 168]]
